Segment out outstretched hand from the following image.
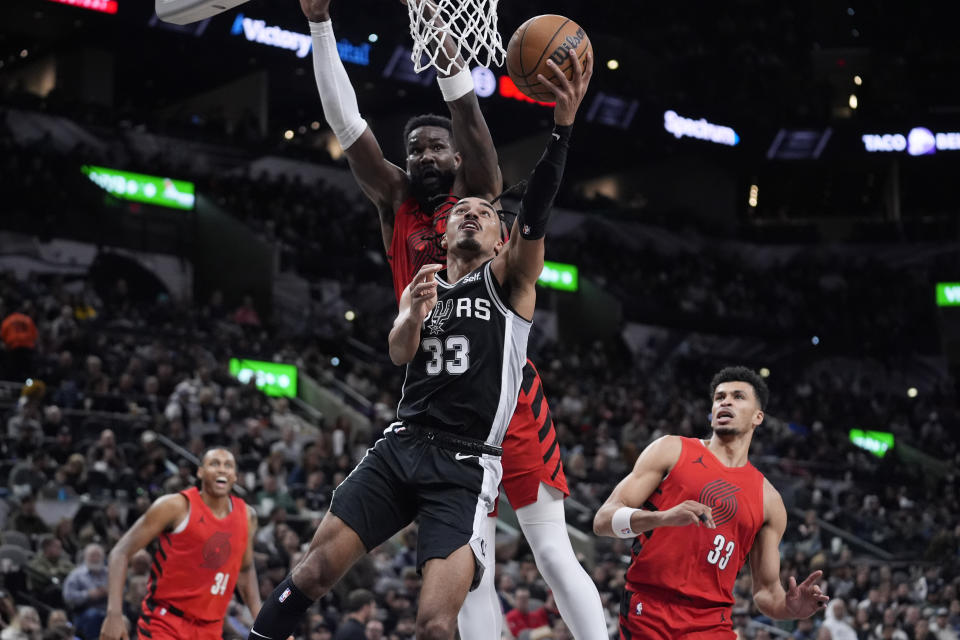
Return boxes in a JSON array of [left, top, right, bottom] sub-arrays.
[[408, 264, 443, 321], [538, 49, 594, 126], [299, 0, 331, 22], [784, 570, 830, 619]]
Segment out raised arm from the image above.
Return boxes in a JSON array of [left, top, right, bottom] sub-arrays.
[[594, 435, 720, 537], [389, 263, 443, 365], [99, 494, 188, 640], [405, 0, 502, 199], [301, 0, 408, 251], [234, 504, 262, 618], [491, 52, 593, 320], [750, 480, 829, 620]]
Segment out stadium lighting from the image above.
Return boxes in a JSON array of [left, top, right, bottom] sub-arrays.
[[606, 59, 619, 70], [811, 336, 820, 345], [748, 184, 759, 208], [907, 387, 918, 398], [368, 33, 379, 43], [759, 367, 770, 378], [849, 94, 858, 110], [311, 121, 321, 130], [345, 310, 356, 321], [854, 75, 862, 85], [283, 130, 295, 140]]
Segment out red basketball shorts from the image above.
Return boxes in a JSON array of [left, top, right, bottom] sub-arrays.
[[619, 587, 736, 640], [496, 360, 569, 515]]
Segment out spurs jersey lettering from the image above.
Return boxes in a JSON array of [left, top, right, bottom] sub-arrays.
[[146, 487, 248, 621], [397, 260, 531, 444], [388, 194, 458, 303], [626, 438, 765, 607]]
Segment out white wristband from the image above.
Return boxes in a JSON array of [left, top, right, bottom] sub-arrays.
[[437, 67, 474, 102], [612, 507, 641, 539]]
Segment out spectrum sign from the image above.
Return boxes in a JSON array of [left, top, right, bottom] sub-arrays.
[[229, 358, 298, 398], [46, 0, 117, 14], [82, 165, 195, 210], [848, 429, 894, 458], [862, 127, 960, 156], [230, 14, 371, 64], [538, 261, 578, 292], [664, 110, 740, 146], [936, 283, 960, 307]]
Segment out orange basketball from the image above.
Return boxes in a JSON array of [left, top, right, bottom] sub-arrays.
[[505, 14, 592, 102]]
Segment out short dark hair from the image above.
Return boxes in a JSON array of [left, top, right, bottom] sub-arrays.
[[345, 588, 376, 613], [709, 366, 769, 409], [403, 114, 453, 149]]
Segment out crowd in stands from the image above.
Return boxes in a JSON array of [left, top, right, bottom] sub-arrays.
[[1, 78, 959, 640]]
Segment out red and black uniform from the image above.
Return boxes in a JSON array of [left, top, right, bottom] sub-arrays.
[[388, 195, 568, 509], [620, 438, 766, 640], [140, 487, 249, 640]]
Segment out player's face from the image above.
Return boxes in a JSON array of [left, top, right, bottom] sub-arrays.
[[198, 449, 237, 497], [406, 126, 460, 197], [444, 197, 503, 255], [710, 381, 763, 436]]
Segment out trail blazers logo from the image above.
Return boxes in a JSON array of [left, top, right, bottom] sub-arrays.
[[200, 531, 233, 569], [426, 299, 453, 335], [698, 479, 740, 526]]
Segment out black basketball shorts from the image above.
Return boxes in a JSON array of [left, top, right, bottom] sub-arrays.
[[329, 425, 502, 589]]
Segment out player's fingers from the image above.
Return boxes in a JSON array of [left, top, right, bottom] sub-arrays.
[[536, 71, 563, 99], [798, 570, 823, 588], [788, 576, 798, 592], [545, 59, 574, 92]]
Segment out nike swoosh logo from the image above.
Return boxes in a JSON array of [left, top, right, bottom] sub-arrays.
[[454, 453, 478, 461], [250, 629, 272, 639], [552, 133, 560, 140]]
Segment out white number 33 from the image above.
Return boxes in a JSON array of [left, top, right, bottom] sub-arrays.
[[706, 534, 735, 570]]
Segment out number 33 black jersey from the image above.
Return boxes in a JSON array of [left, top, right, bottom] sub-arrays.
[[397, 260, 531, 445]]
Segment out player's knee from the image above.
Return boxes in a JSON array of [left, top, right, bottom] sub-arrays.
[[416, 615, 457, 640], [291, 549, 337, 599]]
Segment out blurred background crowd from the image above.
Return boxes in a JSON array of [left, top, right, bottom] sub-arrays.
[[2, 0, 960, 638]]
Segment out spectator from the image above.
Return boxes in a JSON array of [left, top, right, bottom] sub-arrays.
[[233, 295, 261, 327], [364, 619, 384, 640], [505, 587, 549, 638], [333, 589, 377, 640], [9, 493, 50, 537], [27, 535, 75, 593], [61, 543, 108, 638], [823, 599, 857, 640], [1, 304, 38, 381], [44, 609, 77, 640], [0, 605, 41, 640]]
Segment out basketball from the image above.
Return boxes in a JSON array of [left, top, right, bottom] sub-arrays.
[[506, 14, 593, 102]]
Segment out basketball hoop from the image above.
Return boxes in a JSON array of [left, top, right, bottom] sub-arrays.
[[406, 0, 506, 75]]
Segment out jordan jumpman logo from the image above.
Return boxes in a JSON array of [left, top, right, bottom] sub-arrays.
[[693, 455, 707, 468]]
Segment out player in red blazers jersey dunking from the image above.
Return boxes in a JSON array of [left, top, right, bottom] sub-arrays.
[[298, 0, 607, 638], [99, 448, 260, 640], [594, 367, 829, 639]]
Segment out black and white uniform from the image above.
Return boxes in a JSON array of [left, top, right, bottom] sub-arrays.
[[330, 260, 530, 586]]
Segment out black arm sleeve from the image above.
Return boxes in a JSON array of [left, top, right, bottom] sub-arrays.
[[516, 124, 572, 240]]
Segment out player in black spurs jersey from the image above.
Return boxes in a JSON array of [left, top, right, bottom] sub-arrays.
[[248, 52, 591, 640]]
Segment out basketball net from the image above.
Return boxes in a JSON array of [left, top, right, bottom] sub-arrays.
[[406, 0, 505, 74]]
